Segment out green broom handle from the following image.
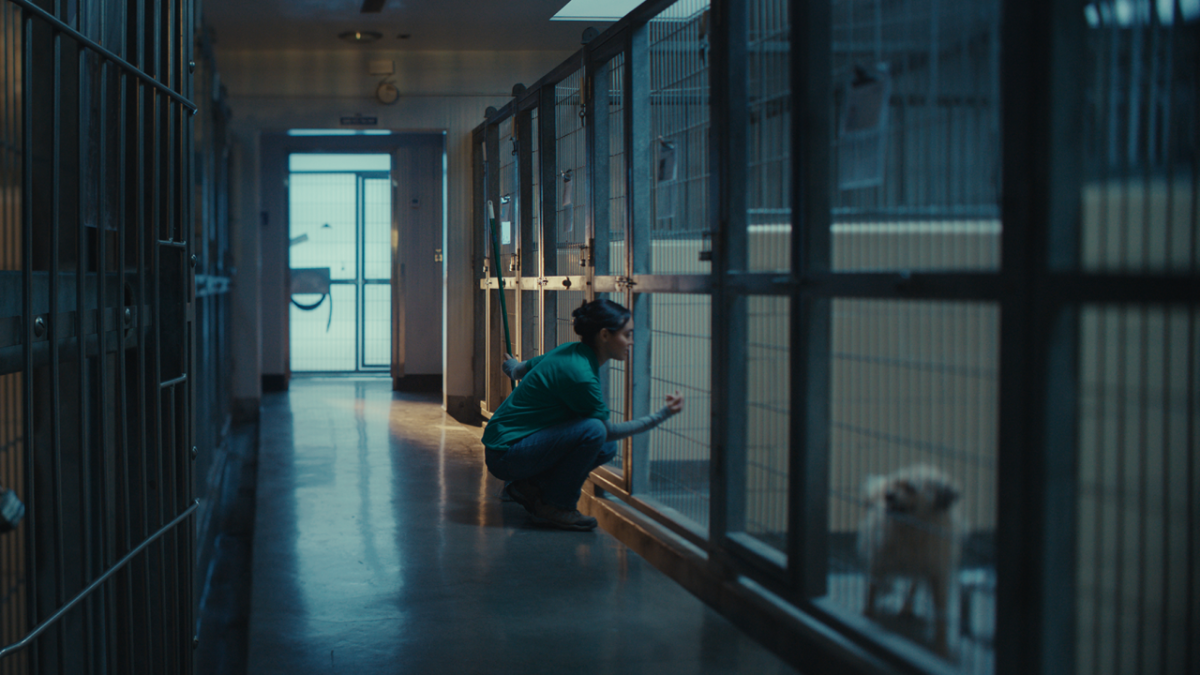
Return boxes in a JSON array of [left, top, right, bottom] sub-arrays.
[[488, 200, 514, 358]]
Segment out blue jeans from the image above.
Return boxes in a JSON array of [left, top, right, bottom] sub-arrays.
[[485, 417, 617, 509]]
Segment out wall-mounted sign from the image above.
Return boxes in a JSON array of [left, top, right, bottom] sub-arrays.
[[340, 116, 379, 126]]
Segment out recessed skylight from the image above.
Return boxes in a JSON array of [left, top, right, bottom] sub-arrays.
[[551, 0, 643, 21], [287, 129, 392, 137]]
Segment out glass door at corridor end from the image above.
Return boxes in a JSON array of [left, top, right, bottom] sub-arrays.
[[288, 153, 392, 372]]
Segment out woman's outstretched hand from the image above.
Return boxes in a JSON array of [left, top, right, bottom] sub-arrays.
[[665, 390, 684, 414]]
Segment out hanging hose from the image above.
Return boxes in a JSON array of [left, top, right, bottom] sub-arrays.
[[291, 292, 333, 331], [289, 267, 334, 331]]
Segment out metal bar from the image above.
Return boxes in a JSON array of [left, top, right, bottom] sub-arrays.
[[20, 12, 39, 669], [166, 385, 178, 670], [132, 2, 148, 668], [0, 12, 11, 661], [137, 73, 154, 673], [538, 85, 557, 353], [628, 25, 652, 496], [794, 279, 831, 608], [1188, 306, 1197, 673], [484, 123, 504, 409], [183, 11, 197, 643], [356, 175, 364, 370], [151, 73, 170, 665], [996, 0, 1087, 672], [96, 55, 117, 675], [50, 26, 67, 667], [116, 65, 136, 674], [75, 39, 97, 670], [582, 54, 595, 303], [0, 502, 198, 659], [589, 53, 610, 278], [519, 107, 541, 360], [4, 0, 195, 113], [711, 0, 749, 558], [1112, 308, 1128, 671]]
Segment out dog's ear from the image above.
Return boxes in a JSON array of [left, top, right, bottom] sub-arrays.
[[933, 483, 959, 510]]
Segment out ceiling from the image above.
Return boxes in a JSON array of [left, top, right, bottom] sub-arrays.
[[203, 0, 614, 52]]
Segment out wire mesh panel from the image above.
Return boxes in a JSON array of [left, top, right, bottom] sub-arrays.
[[531, 108, 541, 264], [555, 70, 587, 271], [551, 291, 585, 350], [498, 117, 518, 276], [826, 299, 997, 669], [738, 296, 789, 552], [641, 293, 712, 531], [1075, 305, 1198, 675], [746, 0, 791, 273], [1080, 5, 1198, 273], [598, 53, 628, 278], [496, 119, 520, 357], [599, 292, 629, 475], [830, 0, 1002, 272], [525, 108, 542, 358], [363, 177, 390, 283], [649, 0, 712, 275], [600, 55, 630, 277], [362, 284, 391, 368]]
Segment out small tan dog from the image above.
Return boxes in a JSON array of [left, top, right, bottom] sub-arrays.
[[858, 465, 962, 656]]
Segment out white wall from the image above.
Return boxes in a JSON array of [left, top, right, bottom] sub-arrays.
[[219, 48, 573, 413]]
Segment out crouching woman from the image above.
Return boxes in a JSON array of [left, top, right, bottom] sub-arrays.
[[481, 299, 683, 531]]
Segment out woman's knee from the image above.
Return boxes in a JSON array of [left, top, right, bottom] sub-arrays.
[[594, 441, 618, 466], [578, 417, 607, 446]]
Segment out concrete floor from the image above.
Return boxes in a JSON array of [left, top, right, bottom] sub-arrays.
[[245, 377, 799, 675]]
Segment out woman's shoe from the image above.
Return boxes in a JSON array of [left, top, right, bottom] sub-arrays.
[[531, 502, 597, 531], [506, 479, 541, 514]]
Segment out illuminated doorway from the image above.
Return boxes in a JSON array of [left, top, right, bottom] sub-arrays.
[[288, 153, 392, 372]]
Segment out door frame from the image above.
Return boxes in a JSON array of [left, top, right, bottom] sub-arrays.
[[260, 132, 446, 388], [286, 166, 391, 373]]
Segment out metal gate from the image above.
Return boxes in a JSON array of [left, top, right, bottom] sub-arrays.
[[0, 0, 199, 672], [474, 1, 1199, 674]]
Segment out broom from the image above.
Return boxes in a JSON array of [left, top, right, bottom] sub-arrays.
[[487, 200, 515, 377]]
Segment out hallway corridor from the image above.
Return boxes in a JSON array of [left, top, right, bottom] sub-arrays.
[[245, 378, 798, 674]]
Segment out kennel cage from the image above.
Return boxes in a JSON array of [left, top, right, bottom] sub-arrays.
[[0, 0, 234, 672], [471, 1, 1197, 674]]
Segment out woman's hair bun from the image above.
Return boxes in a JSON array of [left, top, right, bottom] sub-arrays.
[[572, 299, 630, 346]]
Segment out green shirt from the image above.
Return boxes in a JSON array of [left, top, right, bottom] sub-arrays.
[[481, 341, 610, 452]]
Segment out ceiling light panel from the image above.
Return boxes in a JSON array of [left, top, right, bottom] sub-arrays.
[[551, 0, 642, 21]]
